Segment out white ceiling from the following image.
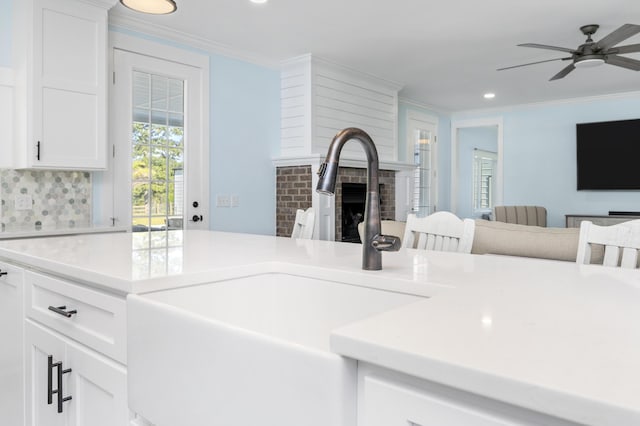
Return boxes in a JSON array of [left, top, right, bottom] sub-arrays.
[[110, 0, 640, 111]]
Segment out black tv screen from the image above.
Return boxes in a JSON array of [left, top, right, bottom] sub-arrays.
[[576, 118, 640, 190]]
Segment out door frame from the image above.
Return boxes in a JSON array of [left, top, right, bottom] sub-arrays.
[[450, 117, 503, 215], [103, 32, 210, 230], [400, 111, 438, 219]]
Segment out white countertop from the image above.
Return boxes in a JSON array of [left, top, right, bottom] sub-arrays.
[[1, 230, 639, 425]]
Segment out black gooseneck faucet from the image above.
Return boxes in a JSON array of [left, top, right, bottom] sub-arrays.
[[316, 128, 401, 270]]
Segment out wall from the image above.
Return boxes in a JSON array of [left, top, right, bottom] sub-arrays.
[[209, 55, 280, 234], [398, 101, 452, 212], [453, 93, 640, 227], [456, 126, 498, 219], [106, 28, 281, 235], [1, 0, 280, 235]]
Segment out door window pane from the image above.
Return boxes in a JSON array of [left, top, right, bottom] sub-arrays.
[[131, 71, 185, 232]]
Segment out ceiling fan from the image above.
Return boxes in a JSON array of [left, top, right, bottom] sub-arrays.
[[498, 24, 640, 80]]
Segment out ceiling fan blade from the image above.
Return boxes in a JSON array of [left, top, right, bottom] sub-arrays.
[[549, 63, 576, 81], [518, 43, 576, 53], [605, 54, 640, 71], [595, 24, 640, 50], [611, 43, 640, 54], [497, 57, 572, 71]]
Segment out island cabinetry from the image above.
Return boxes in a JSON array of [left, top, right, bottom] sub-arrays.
[[358, 365, 580, 426], [12, 0, 116, 169], [0, 261, 25, 426], [23, 270, 128, 426]]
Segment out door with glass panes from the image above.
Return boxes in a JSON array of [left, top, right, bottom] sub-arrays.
[[111, 49, 208, 232]]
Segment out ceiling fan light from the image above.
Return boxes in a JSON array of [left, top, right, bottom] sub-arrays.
[[119, 0, 177, 14], [574, 57, 605, 68]]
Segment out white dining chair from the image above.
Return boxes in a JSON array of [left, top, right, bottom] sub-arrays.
[[402, 212, 475, 253], [291, 208, 315, 239], [576, 219, 640, 268]]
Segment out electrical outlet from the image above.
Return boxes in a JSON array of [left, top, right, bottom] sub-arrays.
[[15, 194, 33, 210], [216, 195, 230, 208], [230, 195, 239, 208]]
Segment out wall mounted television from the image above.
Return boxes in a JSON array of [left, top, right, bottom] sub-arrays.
[[576, 118, 640, 190]]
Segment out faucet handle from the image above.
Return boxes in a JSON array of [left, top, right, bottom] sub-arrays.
[[371, 234, 401, 252]]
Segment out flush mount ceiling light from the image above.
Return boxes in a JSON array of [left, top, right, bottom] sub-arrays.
[[574, 56, 605, 68], [250, 0, 268, 3], [119, 0, 177, 14], [483, 93, 496, 99]]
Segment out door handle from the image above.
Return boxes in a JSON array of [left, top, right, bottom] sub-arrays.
[[0, 269, 7, 276], [192, 215, 203, 222]]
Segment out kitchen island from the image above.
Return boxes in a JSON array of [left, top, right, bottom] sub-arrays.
[[0, 230, 639, 426]]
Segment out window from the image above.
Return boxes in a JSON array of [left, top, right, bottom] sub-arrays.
[[131, 71, 185, 231], [472, 149, 497, 213], [412, 129, 434, 217]]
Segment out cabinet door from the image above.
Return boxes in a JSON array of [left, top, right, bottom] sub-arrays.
[[66, 338, 128, 426], [0, 263, 24, 426], [25, 320, 67, 426], [31, 0, 107, 169], [25, 320, 129, 426]]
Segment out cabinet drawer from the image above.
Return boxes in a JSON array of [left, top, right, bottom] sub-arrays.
[[361, 375, 520, 426], [24, 270, 126, 364], [0, 260, 25, 288]]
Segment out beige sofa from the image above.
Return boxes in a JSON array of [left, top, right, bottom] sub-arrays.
[[471, 219, 603, 262]]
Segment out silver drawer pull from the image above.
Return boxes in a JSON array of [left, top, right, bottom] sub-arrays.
[[48, 305, 77, 318]]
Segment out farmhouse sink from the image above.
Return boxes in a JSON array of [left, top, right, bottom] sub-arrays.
[[127, 272, 423, 426]]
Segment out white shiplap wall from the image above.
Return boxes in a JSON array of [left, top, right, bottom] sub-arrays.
[[280, 55, 401, 162]]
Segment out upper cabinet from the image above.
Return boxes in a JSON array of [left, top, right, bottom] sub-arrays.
[[12, 0, 117, 170]]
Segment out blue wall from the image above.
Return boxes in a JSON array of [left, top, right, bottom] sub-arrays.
[[209, 55, 279, 234], [456, 126, 497, 219], [398, 102, 452, 212], [454, 94, 640, 227]]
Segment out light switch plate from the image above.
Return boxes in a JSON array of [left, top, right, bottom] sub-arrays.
[[216, 195, 230, 208]]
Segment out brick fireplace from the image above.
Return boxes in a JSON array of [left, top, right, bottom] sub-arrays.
[[276, 165, 395, 242]]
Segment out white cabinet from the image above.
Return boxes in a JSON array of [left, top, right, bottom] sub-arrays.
[[0, 68, 15, 168], [0, 261, 25, 426], [22, 269, 128, 426], [25, 320, 128, 426], [12, 0, 116, 170]]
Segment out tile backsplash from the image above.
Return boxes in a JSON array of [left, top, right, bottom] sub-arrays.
[[0, 169, 92, 232]]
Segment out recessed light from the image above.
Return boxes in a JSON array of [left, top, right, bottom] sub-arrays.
[[250, 0, 268, 3], [483, 93, 496, 99]]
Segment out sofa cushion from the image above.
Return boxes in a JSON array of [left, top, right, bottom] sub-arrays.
[[472, 219, 603, 262]]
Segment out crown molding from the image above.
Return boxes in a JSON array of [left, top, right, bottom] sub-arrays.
[[398, 97, 451, 115], [80, 0, 119, 9], [108, 12, 279, 69], [452, 89, 640, 117]]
